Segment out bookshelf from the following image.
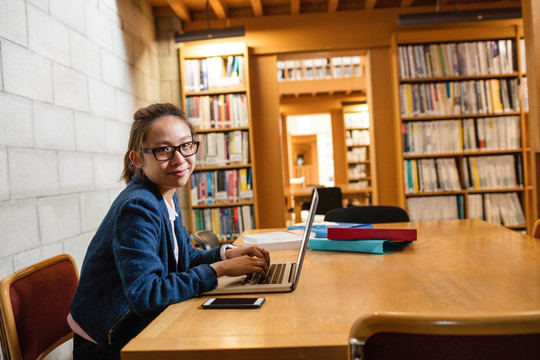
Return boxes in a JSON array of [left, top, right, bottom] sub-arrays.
[[342, 102, 376, 204], [180, 42, 258, 241], [393, 26, 532, 231], [276, 51, 366, 97]]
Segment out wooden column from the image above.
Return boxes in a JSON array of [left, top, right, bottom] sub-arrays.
[[522, 0, 540, 220], [249, 54, 287, 228], [366, 47, 402, 207]]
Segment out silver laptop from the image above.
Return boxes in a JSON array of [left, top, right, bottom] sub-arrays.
[[204, 189, 319, 295]]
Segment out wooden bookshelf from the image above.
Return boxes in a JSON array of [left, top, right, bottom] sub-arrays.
[[393, 25, 532, 231], [179, 42, 259, 241], [342, 102, 377, 204], [277, 51, 366, 97]]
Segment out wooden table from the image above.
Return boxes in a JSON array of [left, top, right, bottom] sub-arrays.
[[285, 184, 372, 221], [122, 219, 540, 360]]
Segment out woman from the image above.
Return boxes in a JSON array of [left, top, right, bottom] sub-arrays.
[[69, 103, 270, 359]]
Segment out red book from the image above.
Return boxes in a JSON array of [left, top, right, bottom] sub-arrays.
[[327, 227, 417, 242]]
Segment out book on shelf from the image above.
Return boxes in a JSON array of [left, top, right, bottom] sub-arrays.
[[468, 192, 526, 226], [462, 154, 521, 190], [407, 195, 465, 222], [195, 130, 250, 166], [190, 168, 252, 206], [399, 79, 520, 118], [403, 158, 461, 194], [402, 116, 521, 155], [185, 93, 249, 129], [522, 77, 529, 111], [398, 39, 516, 80], [184, 56, 244, 92], [193, 205, 254, 241], [344, 110, 370, 128]]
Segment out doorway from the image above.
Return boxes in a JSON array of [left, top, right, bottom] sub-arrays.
[[286, 114, 334, 187]]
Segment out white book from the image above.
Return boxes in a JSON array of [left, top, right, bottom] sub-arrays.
[[506, 39, 514, 73], [243, 230, 311, 251], [498, 40, 508, 74], [519, 38, 527, 73], [509, 192, 526, 224]]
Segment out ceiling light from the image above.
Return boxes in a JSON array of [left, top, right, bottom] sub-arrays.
[[174, 26, 245, 43], [397, 7, 522, 26]]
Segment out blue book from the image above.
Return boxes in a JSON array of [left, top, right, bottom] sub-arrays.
[[308, 238, 412, 255]]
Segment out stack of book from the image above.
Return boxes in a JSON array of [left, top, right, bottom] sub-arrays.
[[308, 227, 417, 255]]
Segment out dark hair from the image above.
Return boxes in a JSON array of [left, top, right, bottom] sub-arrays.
[[121, 103, 195, 184]]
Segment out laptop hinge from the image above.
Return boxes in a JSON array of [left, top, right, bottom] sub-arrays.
[[288, 263, 297, 282]]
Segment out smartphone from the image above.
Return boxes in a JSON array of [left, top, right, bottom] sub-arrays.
[[202, 297, 265, 309]]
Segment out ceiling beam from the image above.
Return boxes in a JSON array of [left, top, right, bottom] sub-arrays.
[[209, 0, 229, 19], [365, 0, 377, 10], [328, 0, 339, 12], [166, 0, 190, 22], [291, 0, 300, 15], [251, 0, 263, 16], [401, 0, 415, 7]]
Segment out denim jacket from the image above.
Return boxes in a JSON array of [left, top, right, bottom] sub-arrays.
[[70, 175, 221, 358]]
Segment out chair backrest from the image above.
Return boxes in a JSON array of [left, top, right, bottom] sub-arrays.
[[349, 312, 540, 360], [324, 205, 409, 224], [313, 187, 343, 215], [0, 254, 79, 360], [532, 218, 540, 239], [191, 230, 221, 250]]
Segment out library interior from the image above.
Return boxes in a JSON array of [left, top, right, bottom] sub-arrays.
[[1, 1, 540, 359], [150, 0, 540, 239]]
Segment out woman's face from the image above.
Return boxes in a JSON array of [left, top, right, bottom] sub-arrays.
[[130, 116, 196, 200]]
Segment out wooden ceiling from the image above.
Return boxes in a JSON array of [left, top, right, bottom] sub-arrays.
[[148, 0, 521, 23]]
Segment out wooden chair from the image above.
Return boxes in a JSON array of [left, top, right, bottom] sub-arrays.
[[0, 254, 79, 360], [325, 205, 409, 224], [532, 218, 540, 239], [349, 312, 540, 360]]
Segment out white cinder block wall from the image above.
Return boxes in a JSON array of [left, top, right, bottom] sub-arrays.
[[0, 0, 169, 280]]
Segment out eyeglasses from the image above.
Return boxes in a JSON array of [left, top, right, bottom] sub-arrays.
[[141, 141, 200, 161]]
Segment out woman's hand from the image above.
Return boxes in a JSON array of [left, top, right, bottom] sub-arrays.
[[210, 246, 270, 278], [225, 245, 270, 265]]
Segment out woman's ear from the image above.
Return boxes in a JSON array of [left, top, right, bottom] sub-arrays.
[[129, 150, 143, 168]]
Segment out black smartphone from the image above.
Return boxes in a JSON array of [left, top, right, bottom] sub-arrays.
[[202, 297, 265, 309]]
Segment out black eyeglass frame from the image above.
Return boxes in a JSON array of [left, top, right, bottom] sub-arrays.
[[141, 140, 200, 161]]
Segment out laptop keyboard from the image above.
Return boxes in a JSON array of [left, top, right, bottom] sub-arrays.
[[243, 263, 285, 285]]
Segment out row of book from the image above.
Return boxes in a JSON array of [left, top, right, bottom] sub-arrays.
[[398, 39, 517, 79], [192, 205, 254, 241], [347, 146, 368, 162], [195, 130, 250, 166], [404, 158, 461, 194], [468, 192, 526, 226], [276, 56, 362, 82], [399, 78, 521, 118], [462, 154, 523, 190], [184, 56, 245, 92], [185, 94, 249, 130], [345, 129, 370, 146], [407, 192, 526, 226], [407, 195, 465, 222], [402, 116, 522, 155], [348, 164, 367, 180], [190, 168, 253, 206], [404, 154, 523, 194], [344, 109, 369, 128]]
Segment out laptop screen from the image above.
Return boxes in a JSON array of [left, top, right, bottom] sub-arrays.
[[291, 188, 319, 291]]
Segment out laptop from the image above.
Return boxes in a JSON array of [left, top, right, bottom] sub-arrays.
[[204, 189, 319, 295]]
